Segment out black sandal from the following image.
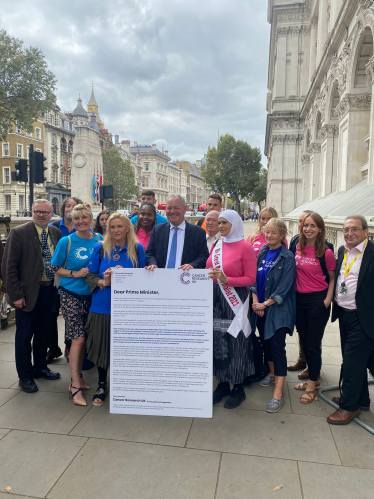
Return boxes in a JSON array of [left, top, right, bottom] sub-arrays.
[[69, 384, 87, 406], [92, 381, 107, 406]]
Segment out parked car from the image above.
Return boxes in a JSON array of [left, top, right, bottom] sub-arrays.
[[185, 211, 195, 217], [196, 211, 206, 217], [117, 209, 130, 217]]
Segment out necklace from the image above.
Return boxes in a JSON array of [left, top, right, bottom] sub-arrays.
[[113, 246, 121, 261]]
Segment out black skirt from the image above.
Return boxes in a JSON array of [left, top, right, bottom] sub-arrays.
[[213, 283, 256, 384]]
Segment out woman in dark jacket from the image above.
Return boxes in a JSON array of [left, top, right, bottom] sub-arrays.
[[250, 218, 296, 413]]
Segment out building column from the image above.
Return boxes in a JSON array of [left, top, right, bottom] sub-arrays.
[[301, 154, 310, 204], [309, 144, 321, 200], [366, 56, 374, 184], [301, 26, 311, 97], [309, 18, 318, 82], [274, 27, 288, 98], [317, 0, 329, 64], [289, 26, 301, 98]]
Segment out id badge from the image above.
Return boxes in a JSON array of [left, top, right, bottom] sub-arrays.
[[44, 261, 51, 270], [339, 285, 348, 295]]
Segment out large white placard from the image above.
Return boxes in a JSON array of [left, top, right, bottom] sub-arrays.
[[110, 268, 213, 418]]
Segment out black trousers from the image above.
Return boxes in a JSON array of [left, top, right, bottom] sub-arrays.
[[338, 308, 374, 412], [296, 290, 330, 381], [15, 285, 59, 378], [257, 315, 288, 377]]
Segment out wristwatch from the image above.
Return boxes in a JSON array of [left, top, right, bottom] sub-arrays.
[[70, 270, 74, 277], [264, 301, 269, 308]]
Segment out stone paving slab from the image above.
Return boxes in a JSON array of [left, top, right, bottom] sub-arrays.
[[0, 388, 19, 408], [70, 405, 192, 446], [216, 453, 302, 499], [329, 421, 374, 470], [0, 430, 86, 498], [0, 429, 9, 441], [0, 342, 14, 362], [0, 391, 90, 434], [298, 461, 374, 499], [321, 364, 341, 385], [322, 346, 342, 366], [187, 408, 341, 464], [47, 438, 221, 499], [0, 361, 18, 389]]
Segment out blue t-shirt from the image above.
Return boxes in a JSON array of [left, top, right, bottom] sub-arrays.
[[51, 232, 103, 295], [257, 246, 282, 304], [88, 242, 146, 314], [131, 213, 167, 225]]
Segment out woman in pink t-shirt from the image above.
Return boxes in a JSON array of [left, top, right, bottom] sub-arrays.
[[134, 202, 157, 250], [247, 207, 287, 257], [294, 212, 336, 404]]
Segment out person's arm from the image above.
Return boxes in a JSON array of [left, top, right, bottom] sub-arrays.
[[268, 255, 296, 305], [85, 243, 103, 292], [1, 230, 25, 305], [187, 229, 209, 269], [137, 244, 146, 268], [145, 227, 158, 269], [324, 249, 336, 307]]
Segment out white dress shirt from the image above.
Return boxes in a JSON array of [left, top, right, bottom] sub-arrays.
[[206, 231, 221, 252], [166, 221, 186, 268], [335, 238, 367, 310]]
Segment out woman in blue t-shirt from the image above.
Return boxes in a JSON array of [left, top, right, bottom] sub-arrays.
[[51, 204, 103, 406], [250, 218, 296, 413], [85, 212, 146, 406]]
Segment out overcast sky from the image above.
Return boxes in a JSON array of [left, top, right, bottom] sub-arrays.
[[1, 0, 270, 164]]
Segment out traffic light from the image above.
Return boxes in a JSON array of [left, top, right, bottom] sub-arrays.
[[33, 151, 48, 183], [11, 159, 28, 182]]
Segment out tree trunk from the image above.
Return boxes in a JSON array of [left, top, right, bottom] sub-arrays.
[[234, 194, 241, 213]]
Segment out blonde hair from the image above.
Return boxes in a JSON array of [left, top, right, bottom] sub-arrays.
[[263, 218, 288, 240], [71, 203, 93, 220], [248, 206, 278, 244], [102, 212, 139, 266]]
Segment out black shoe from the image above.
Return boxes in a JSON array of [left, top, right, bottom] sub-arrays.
[[19, 377, 38, 393], [33, 368, 61, 380], [224, 386, 246, 409], [213, 382, 231, 404], [46, 347, 63, 364]]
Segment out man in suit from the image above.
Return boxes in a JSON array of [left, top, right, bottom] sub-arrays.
[[2, 199, 62, 393], [145, 194, 209, 270], [327, 215, 374, 425]]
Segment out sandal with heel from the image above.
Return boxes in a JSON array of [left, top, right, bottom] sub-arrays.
[[92, 382, 107, 406], [69, 384, 87, 406]]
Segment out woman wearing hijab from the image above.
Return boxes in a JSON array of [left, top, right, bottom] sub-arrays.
[[207, 210, 257, 409]]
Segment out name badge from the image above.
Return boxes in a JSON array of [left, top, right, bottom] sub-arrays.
[[338, 281, 348, 295]]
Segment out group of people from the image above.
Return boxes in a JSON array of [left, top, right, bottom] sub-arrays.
[[1, 191, 373, 425]]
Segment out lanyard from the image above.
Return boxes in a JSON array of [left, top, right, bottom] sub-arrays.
[[343, 239, 367, 278]]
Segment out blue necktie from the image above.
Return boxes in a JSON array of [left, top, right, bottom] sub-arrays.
[[167, 227, 179, 268]]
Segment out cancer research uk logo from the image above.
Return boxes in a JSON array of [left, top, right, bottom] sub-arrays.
[[179, 272, 191, 285]]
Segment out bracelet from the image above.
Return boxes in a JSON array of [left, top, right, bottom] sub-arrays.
[[70, 270, 74, 278]]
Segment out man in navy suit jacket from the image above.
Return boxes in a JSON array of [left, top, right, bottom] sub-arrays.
[[145, 194, 209, 270]]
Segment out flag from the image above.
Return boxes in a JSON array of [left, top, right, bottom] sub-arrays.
[[95, 171, 100, 201], [92, 170, 96, 200]]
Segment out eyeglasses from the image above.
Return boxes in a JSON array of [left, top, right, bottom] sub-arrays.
[[33, 210, 52, 216], [342, 227, 364, 234]]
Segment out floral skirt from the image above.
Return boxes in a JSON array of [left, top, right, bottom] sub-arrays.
[[59, 288, 91, 341], [213, 283, 255, 384]]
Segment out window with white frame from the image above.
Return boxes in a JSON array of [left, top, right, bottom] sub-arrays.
[[3, 167, 10, 184], [35, 127, 41, 139], [5, 195, 11, 211], [145, 163, 149, 171], [26, 146, 30, 159], [17, 144, 23, 158], [2, 143, 9, 156], [52, 133, 56, 144], [64, 121, 69, 131], [19, 195, 24, 211]]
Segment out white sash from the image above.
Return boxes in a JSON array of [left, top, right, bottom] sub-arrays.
[[212, 239, 252, 338]]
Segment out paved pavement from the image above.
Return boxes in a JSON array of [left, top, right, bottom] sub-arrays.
[[0, 221, 373, 498]]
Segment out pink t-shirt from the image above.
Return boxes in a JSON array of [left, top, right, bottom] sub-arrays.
[[246, 232, 288, 257], [206, 239, 257, 288], [136, 228, 151, 250], [295, 246, 336, 293]]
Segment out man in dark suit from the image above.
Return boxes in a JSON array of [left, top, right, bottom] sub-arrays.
[[327, 215, 374, 425], [2, 199, 62, 393], [145, 194, 209, 270]]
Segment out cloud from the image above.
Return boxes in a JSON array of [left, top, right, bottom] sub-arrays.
[[0, 0, 269, 164]]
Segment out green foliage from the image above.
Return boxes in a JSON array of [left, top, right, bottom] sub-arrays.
[[102, 148, 138, 210], [0, 29, 57, 140], [201, 134, 261, 212], [251, 167, 268, 210]]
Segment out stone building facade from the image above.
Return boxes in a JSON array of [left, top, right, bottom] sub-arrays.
[[265, 0, 374, 218]]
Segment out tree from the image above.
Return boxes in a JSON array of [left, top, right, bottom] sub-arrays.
[[102, 148, 138, 210], [201, 134, 262, 213], [0, 29, 57, 140], [251, 167, 268, 211]]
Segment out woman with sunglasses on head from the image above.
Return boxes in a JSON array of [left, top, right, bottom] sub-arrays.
[[133, 202, 157, 250], [94, 209, 112, 237], [51, 204, 103, 406], [247, 207, 288, 257], [293, 212, 335, 403]]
